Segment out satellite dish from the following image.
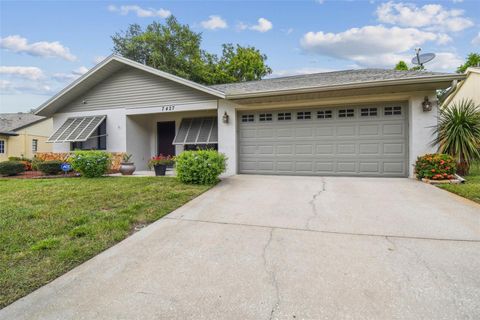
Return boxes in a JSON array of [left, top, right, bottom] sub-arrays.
[[411, 48, 435, 67]]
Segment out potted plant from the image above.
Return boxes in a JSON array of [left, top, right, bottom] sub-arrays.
[[148, 154, 174, 176], [119, 154, 136, 176]]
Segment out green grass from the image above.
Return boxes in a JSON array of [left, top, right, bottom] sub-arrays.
[[0, 177, 210, 308], [439, 164, 480, 204]]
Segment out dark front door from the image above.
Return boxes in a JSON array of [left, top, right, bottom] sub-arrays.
[[157, 121, 176, 156]]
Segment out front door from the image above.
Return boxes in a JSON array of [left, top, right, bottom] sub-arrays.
[[157, 121, 176, 156]]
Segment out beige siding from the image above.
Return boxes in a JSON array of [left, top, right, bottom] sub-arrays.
[[62, 67, 215, 112], [447, 71, 480, 107], [6, 118, 53, 159]]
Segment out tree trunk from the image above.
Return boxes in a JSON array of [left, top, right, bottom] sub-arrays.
[[457, 153, 470, 176]]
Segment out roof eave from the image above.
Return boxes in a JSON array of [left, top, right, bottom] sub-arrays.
[[35, 55, 225, 117], [0, 131, 19, 136], [225, 74, 466, 100]]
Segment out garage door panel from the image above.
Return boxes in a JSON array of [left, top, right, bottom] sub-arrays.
[[239, 103, 407, 177]]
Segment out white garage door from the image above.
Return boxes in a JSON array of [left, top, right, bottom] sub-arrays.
[[238, 103, 408, 177]]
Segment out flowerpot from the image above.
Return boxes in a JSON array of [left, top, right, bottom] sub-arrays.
[[119, 162, 136, 175], [154, 164, 167, 176]]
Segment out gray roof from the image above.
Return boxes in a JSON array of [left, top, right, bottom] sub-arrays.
[[210, 68, 456, 96], [0, 113, 46, 134]]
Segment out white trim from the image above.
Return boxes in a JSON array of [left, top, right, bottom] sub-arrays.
[[125, 100, 217, 115]]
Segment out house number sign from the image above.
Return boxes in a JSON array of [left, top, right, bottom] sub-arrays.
[[160, 105, 175, 112]]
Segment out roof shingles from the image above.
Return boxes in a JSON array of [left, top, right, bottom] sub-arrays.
[[0, 113, 46, 134], [210, 68, 454, 96]]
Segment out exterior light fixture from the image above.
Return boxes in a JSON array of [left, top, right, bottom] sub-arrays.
[[422, 96, 433, 112], [222, 111, 229, 123]]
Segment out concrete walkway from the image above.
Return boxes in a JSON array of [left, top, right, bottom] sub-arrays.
[[1, 175, 479, 319]]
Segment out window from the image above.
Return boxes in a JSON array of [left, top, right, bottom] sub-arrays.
[[297, 111, 311, 120], [278, 112, 291, 121], [241, 114, 254, 122], [361, 108, 378, 117], [71, 119, 107, 150], [259, 113, 273, 122], [0, 140, 4, 154], [338, 109, 354, 118], [317, 110, 332, 119], [32, 139, 38, 152], [385, 106, 402, 116]]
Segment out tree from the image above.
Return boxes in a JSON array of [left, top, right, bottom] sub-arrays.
[[394, 61, 409, 71], [432, 99, 480, 175], [112, 17, 272, 85], [457, 53, 480, 73]]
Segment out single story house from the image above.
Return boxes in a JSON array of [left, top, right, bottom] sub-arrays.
[[442, 67, 480, 108], [35, 54, 465, 177], [0, 113, 53, 161]]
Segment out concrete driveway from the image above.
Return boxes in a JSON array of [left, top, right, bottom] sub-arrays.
[[1, 175, 479, 319]]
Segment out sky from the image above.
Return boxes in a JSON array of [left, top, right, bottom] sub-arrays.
[[0, 0, 479, 113]]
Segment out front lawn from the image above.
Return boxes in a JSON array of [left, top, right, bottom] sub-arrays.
[[439, 164, 480, 204], [0, 177, 210, 308]]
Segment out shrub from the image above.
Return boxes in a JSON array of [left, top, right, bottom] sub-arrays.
[[8, 156, 22, 161], [31, 158, 43, 171], [69, 150, 111, 178], [37, 160, 63, 175], [175, 150, 226, 185], [0, 161, 26, 176], [415, 154, 457, 180]]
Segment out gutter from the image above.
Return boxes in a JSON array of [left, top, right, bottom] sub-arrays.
[[225, 74, 467, 100]]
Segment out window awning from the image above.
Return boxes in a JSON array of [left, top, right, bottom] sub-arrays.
[[173, 117, 218, 145], [47, 115, 106, 143]]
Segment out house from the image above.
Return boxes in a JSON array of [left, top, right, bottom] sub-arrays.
[[35, 55, 465, 177], [0, 113, 53, 161], [442, 67, 480, 108]]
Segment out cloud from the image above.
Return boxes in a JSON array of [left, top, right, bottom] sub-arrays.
[[315, 0, 325, 4], [426, 52, 463, 71], [376, 2, 474, 32], [250, 18, 273, 32], [236, 18, 273, 32], [281, 28, 294, 36], [0, 79, 53, 95], [0, 35, 76, 61], [472, 32, 480, 46], [300, 25, 458, 70], [0, 66, 44, 80], [108, 4, 171, 18], [201, 15, 228, 30], [53, 66, 89, 82]]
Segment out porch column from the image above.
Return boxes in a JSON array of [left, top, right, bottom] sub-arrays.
[[218, 100, 238, 176]]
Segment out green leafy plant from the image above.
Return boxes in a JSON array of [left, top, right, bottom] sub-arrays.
[[37, 160, 63, 175], [415, 154, 457, 180], [175, 150, 226, 185], [0, 161, 26, 176], [122, 153, 133, 163], [432, 99, 480, 175], [69, 150, 111, 178], [148, 154, 174, 168]]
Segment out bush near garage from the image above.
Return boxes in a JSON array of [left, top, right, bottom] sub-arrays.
[[175, 150, 227, 185], [8, 157, 32, 171], [415, 154, 457, 180], [69, 150, 111, 178], [0, 161, 26, 176], [37, 160, 64, 175]]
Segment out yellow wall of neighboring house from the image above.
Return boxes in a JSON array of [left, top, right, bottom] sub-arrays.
[[444, 68, 480, 108], [1, 118, 53, 160], [0, 134, 9, 161]]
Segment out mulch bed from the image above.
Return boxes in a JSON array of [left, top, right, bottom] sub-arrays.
[[1, 171, 79, 179]]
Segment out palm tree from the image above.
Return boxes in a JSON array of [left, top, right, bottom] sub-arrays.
[[433, 99, 480, 175]]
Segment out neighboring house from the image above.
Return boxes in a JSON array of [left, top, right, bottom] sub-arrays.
[[35, 55, 465, 177], [442, 67, 480, 108], [0, 113, 53, 161]]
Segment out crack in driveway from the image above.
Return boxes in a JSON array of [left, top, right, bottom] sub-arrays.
[[262, 228, 280, 320], [306, 178, 326, 230]]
